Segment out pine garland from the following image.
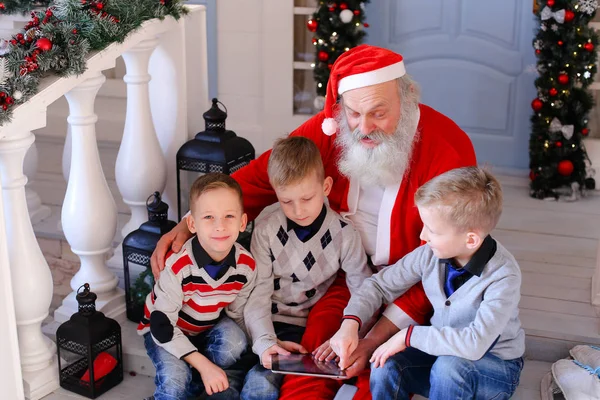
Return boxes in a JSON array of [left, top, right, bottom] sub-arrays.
[[0, 0, 52, 16], [0, 0, 186, 127], [529, 0, 599, 200], [308, 0, 369, 110]]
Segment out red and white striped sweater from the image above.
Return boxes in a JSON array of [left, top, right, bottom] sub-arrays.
[[137, 239, 256, 359]]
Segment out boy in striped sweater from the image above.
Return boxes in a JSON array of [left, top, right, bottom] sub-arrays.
[[241, 137, 372, 400], [137, 173, 257, 400]]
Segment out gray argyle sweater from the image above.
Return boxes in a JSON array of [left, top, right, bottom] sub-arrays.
[[245, 205, 372, 358], [344, 239, 525, 361]]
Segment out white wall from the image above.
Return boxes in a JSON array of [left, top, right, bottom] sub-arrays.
[[216, 0, 309, 156]]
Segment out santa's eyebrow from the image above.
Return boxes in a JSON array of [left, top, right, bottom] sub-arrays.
[[344, 105, 358, 113]]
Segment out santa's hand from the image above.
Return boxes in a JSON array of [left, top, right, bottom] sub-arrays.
[[150, 217, 193, 279], [312, 340, 338, 362]]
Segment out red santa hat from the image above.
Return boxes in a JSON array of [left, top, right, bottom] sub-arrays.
[[321, 44, 406, 136]]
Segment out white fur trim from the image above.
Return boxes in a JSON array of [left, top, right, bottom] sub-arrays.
[[373, 182, 401, 266], [322, 118, 337, 136], [338, 61, 406, 95]]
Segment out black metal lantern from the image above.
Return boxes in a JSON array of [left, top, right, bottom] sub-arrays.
[[56, 283, 123, 399], [176, 98, 255, 220], [122, 192, 177, 323]]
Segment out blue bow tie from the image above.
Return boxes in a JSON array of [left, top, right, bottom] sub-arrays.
[[204, 262, 227, 280], [444, 263, 468, 297]]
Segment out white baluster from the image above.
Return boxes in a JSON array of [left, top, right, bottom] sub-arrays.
[[117, 37, 166, 237], [54, 72, 125, 323], [0, 131, 58, 399], [62, 123, 72, 183], [24, 140, 51, 224]]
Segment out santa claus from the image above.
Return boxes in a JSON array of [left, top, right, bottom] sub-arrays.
[[151, 45, 476, 399]]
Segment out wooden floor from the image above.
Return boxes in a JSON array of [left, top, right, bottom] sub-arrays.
[[38, 174, 600, 399]]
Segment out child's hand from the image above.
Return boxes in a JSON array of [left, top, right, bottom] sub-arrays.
[[330, 319, 360, 370], [370, 329, 408, 368], [312, 340, 339, 362], [196, 361, 229, 395], [277, 340, 308, 355], [261, 343, 290, 369]]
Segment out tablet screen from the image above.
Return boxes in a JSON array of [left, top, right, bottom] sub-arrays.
[[271, 354, 347, 380]]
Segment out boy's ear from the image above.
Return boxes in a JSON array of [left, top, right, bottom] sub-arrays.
[[186, 214, 197, 234], [323, 176, 333, 196], [239, 213, 248, 233], [465, 231, 482, 249]]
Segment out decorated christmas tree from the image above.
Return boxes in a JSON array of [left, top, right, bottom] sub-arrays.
[[308, 0, 369, 110], [529, 0, 599, 200]]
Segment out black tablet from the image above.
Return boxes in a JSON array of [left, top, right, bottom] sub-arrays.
[[271, 354, 347, 380]]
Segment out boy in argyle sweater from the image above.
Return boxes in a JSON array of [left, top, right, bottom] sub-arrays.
[[241, 137, 372, 400], [330, 167, 525, 399]]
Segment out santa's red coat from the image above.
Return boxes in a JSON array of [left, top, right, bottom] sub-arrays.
[[232, 104, 476, 399]]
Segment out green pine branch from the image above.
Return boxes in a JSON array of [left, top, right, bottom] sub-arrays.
[[310, 0, 370, 98], [0, 0, 187, 126]]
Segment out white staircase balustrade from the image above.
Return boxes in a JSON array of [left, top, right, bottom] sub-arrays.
[[24, 141, 51, 224], [54, 71, 125, 324], [117, 37, 167, 238], [0, 5, 208, 398], [0, 124, 59, 399]]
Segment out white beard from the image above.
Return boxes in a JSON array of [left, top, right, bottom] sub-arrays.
[[335, 99, 420, 187]]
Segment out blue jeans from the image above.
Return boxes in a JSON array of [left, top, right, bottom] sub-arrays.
[[370, 347, 524, 400], [144, 316, 248, 400], [240, 322, 306, 400]]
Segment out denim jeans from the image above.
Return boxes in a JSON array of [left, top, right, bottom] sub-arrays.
[[240, 322, 306, 400], [144, 316, 248, 400], [370, 347, 524, 400]]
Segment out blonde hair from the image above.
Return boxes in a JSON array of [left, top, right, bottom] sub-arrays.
[[268, 136, 325, 188], [189, 172, 243, 213], [414, 166, 503, 234]]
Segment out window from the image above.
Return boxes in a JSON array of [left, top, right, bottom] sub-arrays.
[[293, 0, 319, 116]]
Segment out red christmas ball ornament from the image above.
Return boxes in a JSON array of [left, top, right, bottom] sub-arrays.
[[318, 51, 329, 62], [353, 10, 360, 15], [312, 37, 317, 44], [16, 33, 23, 40], [72, 28, 78, 34], [328, 63, 333, 69], [339, 3, 348, 10], [363, 22, 369, 27], [531, 98, 544, 111], [582, 128, 590, 136], [584, 42, 595, 52], [2, 104, 7, 111], [558, 73, 569, 85], [329, 6, 335, 11], [95, 2, 104, 10], [9, 39, 16, 45], [558, 40, 563, 46], [564, 10, 575, 22], [535, 49, 541, 55], [555, 141, 563, 148], [0, 3, 5, 10], [35, 37, 52, 51], [558, 160, 574, 176], [45, 9, 53, 17], [307, 19, 318, 32], [547, 0, 555, 6], [529, 170, 538, 181], [549, 87, 558, 96]]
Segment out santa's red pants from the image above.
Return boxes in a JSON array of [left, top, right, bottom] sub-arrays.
[[278, 274, 431, 400]]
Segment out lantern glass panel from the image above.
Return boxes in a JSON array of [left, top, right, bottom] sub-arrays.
[[124, 247, 154, 322], [57, 339, 122, 398]]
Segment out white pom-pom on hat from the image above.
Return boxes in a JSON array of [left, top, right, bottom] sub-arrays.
[[322, 118, 338, 136]]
